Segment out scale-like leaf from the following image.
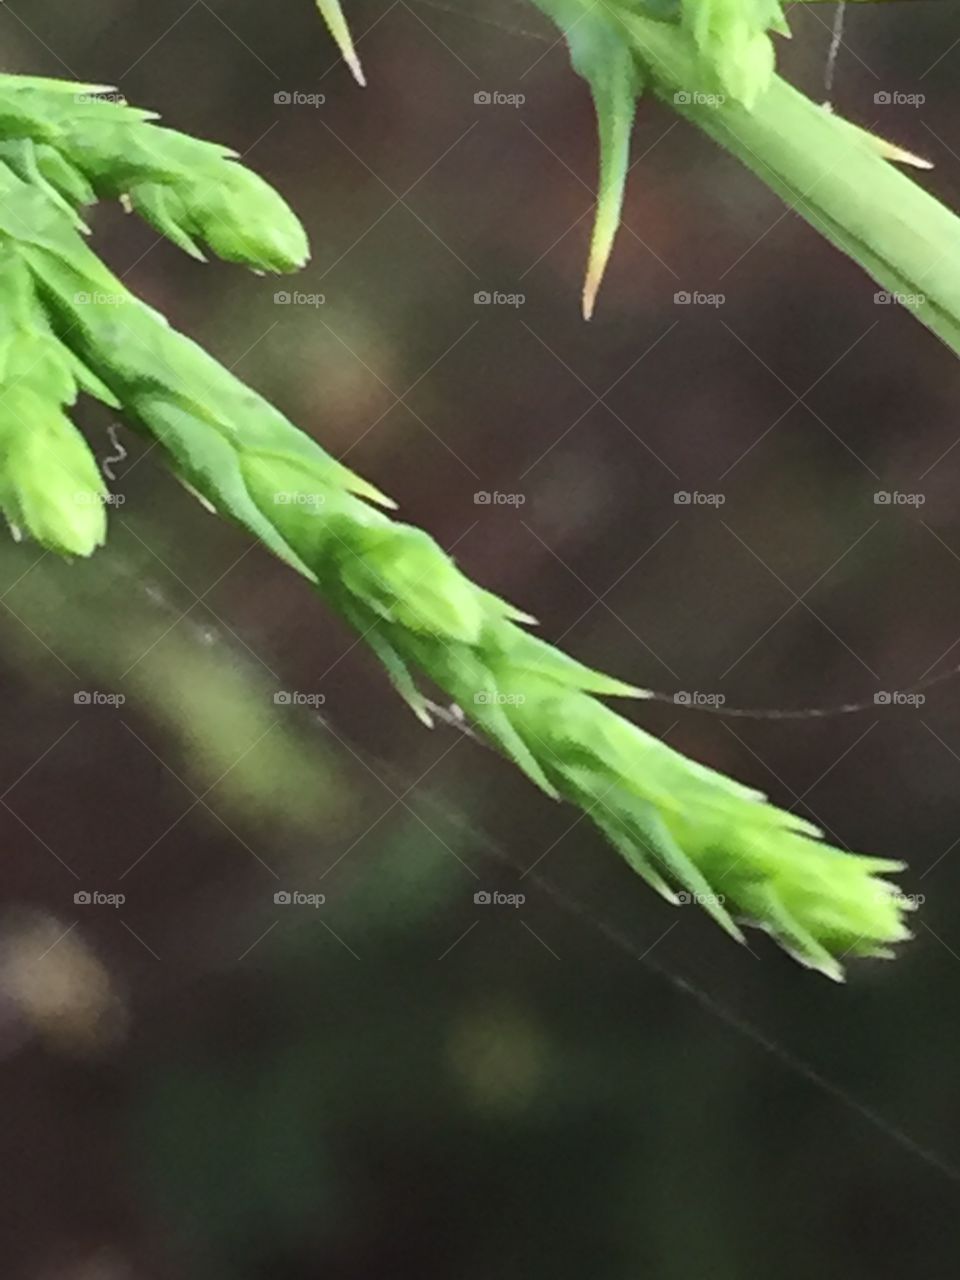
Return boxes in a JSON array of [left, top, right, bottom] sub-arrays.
[[534, 0, 645, 317], [314, 0, 367, 85]]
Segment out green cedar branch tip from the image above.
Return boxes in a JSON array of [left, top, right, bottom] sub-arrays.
[[0, 74, 309, 273], [0, 95, 914, 977]]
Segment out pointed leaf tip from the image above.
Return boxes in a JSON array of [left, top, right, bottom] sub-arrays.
[[345, 50, 367, 89], [581, 67, 638, 321], [874, 136, 933, 171], [844, 113, 933, 170], [315, 0, 366, 86]]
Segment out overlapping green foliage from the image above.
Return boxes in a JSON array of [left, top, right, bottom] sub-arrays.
[[0, 67, 915, 976]]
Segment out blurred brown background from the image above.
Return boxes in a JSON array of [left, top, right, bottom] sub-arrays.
[[0, 1, 959, 1276]]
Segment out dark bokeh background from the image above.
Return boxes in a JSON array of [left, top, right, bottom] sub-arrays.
[[0, 1, 959, 1276]]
